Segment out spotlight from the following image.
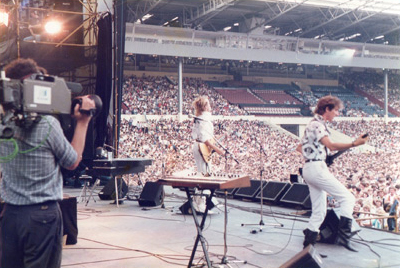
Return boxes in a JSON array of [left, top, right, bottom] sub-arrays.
[[44, 20, 62, 35], [0, 10, 9, 27]]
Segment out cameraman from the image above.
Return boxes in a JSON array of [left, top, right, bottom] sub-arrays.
[[0, 58, 95, 268]]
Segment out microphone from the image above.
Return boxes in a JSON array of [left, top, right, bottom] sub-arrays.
[[103, 144, 116, 152], [95, 147, 107, 159]]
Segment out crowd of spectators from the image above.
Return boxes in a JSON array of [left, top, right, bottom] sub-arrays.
[[328, 119, 400, 229], [330, 120, 400, 153], [122, 74, 247, 116], [340, 70, 400, 113], [119, 118, 301, 183], [123, 74, 390, 117], [119, 116, 400, 231], [289, 89, 383, 117], [119, 73, 400, 231]]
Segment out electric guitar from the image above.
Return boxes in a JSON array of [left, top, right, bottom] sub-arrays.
[[325, 149, 348, 167], [326, 133, 368, 166]]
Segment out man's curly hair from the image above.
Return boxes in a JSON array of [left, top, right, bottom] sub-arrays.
[[4, 58, 41, 79]]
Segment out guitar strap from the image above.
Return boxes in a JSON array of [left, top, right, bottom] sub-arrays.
[[193, 117, 203, 124]]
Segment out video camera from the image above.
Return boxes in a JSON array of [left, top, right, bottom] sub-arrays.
[[0, 71, 101, 138]]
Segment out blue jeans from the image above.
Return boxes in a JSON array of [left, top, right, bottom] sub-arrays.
[[388, 200, 398, 231]]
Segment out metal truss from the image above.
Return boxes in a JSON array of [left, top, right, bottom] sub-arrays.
[[330, 2, 400, 42], [183, 0, 238, 29], [4, 0, 99, 48], [298, 1, 372, 38], [245, 0, 308, 34], [298, 0, 400, 40], [126, 0, 163, 23]]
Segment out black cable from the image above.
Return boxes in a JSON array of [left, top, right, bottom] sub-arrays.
[[352, 235, 400, 253], [226, 203, 310, 226], [62, 237, 192, 267], [95, 213, 185, 222], [352, 234, 382, 268]]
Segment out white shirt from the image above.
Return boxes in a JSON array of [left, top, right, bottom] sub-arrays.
[[191, 111, 214, 143]]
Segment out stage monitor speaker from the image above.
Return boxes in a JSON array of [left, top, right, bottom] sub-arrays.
[[215, 188, 238, 197], [279, 245, 324, 268], [179, 201, 193, 215], [233, 179, 265, 200], [255, 181, 290, 203], [290, 174, 299, 183], [280, 183, 311, 209], [98, 178, 128, 200], [319, 209, 361, 244], [303, 196, 311, 210], [138, 182, 164, 207]]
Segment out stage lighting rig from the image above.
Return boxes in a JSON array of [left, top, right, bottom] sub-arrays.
[[44, 19, 62, 35], [0, 9, 8, 27], [3, 0, 98, 47]]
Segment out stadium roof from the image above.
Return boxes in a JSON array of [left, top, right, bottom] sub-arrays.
[[126, 0, 400, 44]]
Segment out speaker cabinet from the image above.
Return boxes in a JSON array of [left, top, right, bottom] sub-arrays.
[[98, 178, 128, 200], [256, 181, 290, 202], [290, 174, 299, 183], [138, 182, 164, 207], [280, 183, 311, 209], [319, 209, 361, 244], [233, 180, 265, 200], [279, 245, 324, 268], [179, 201, 193, 215]]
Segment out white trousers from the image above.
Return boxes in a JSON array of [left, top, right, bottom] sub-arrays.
[[303, 161, 355, 232], [192, 142, 213, 212]]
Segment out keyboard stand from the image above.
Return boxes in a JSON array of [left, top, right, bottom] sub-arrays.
[[185, 187, 215, 268]]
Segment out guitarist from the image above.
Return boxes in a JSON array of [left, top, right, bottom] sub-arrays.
[[191, 96, 224, 175], [190, 96, 224, 214], [296, 95, 368, 252]]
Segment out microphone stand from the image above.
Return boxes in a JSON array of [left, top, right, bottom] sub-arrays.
[[219, 145, 246, 266], [103, 144, 124, 206], [214, 139, 239, 164], [241, 138, 281, 232]]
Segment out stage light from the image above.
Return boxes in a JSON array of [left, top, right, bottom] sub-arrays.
[[0, 10, 9, 27], [44, 20, 62, 34]]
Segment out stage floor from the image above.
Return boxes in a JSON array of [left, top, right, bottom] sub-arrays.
[[62, 185, 400, 268]]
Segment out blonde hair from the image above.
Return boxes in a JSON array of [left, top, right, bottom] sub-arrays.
[[192, 96, 210, 116]]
